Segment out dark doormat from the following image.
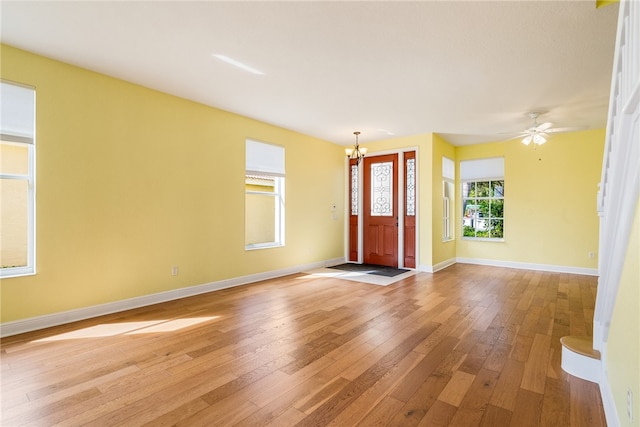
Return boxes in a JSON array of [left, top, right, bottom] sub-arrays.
[[328, 263, 409, 277]]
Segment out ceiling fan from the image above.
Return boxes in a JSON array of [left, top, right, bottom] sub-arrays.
[[516, 112, 579, 146]]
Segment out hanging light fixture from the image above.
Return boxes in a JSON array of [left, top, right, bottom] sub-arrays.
[[521, 112, 549, 146], [345, 131, 368, 165]]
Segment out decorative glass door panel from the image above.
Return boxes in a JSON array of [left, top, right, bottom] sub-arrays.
[[370, 161, 393, 216], [348, 159, 359, 261], [404, 152, 416, 268]]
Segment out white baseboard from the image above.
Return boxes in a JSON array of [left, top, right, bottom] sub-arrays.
[[0, 257, 345, 338], [418, 260, 456, 273], [420, 257, 597, 276], [418, 264, 434, 273], [432, 258, 456, 273], [419, 258, 456, 273], [456, 257, 598, 276], [599, 370, 622, 427]]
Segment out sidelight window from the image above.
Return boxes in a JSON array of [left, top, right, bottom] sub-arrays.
[[442, 157, 454, 241]]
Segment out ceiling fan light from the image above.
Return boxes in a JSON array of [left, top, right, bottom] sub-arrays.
[[522, 135, 533, 145], [533, 134, 546, 145]]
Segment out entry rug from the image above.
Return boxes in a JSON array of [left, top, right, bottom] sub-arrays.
[[329, 263, 409, 277], [305, 263, 415, 286]]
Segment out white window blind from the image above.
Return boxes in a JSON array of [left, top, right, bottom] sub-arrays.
[[442, 157, 455, 180], [246, 139, 285, 177], [1, 81, 35, 142], [460, 157, 504, 181]]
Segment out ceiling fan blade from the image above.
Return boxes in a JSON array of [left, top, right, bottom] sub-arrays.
[[537, 122, 553, 131], [545, 126, 587, 133]]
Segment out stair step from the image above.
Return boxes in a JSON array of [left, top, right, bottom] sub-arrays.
[[560, 336, 601, 360]]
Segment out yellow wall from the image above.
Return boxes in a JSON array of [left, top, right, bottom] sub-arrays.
[[606, 200, 640, 427], [0, 43, 608, 326], [456, 130, 604, 269], [0, 45, 345, 323], [432, 134, 457, 266]]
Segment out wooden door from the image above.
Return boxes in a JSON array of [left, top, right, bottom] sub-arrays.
[[363, 154, 398, 267]]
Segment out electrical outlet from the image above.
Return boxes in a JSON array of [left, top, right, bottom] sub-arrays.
[[171, 266, 179, 276], [628, 389, 634, 421], [588, 251, 595, 259]]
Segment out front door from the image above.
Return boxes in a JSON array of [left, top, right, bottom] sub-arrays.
[[363, 154, 399, 267]]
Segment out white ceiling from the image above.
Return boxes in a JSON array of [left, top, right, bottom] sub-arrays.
[[0, 1, 619, 146]]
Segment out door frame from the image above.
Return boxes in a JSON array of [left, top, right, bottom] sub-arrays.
[[345, 147, 419, 269]]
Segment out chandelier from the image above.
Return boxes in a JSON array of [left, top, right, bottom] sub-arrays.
[[345, 131, 368, 165]]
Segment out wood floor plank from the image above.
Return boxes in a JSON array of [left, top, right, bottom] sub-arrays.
[[355, 395, 405, 426], [264, 407, 307, 426], [570, 376, 607, 427], [521, 333, 552, 394], [0, 264, 607, 427], [510, 388, 544, 427], [295, 377, 351, 414], [540, 377, 571, 427], [437, 370, 476, 407], [326, 350, 425, 426], [457, 367, 501, 412], [294, 326, 436, 427], [490, 358, 526, 411], [417, 400, 458, 426], [387, 372, 452, 426], [236, 377, 325, 426], [480, 403, 513, 426], [140, 397, 210, 427], [53, 368, 237, 426], [389, 335, 458, 402]]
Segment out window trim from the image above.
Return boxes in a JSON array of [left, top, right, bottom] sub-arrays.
[[442, 156, 455, 242], [244, 173, 285, 250], [1, 80, 36, 278], [245, 139, 285, 250], [1, 135, 36, 278], [461, 179, 504, 241], [442, 178, 454, 242]]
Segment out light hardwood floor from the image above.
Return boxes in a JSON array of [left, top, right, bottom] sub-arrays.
[[0, 264, 606, 426]]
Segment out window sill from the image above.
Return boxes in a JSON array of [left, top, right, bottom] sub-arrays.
[[245, 243, 284, 251], [461, 237, 505, 243], [1, 268, 36, 279]]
